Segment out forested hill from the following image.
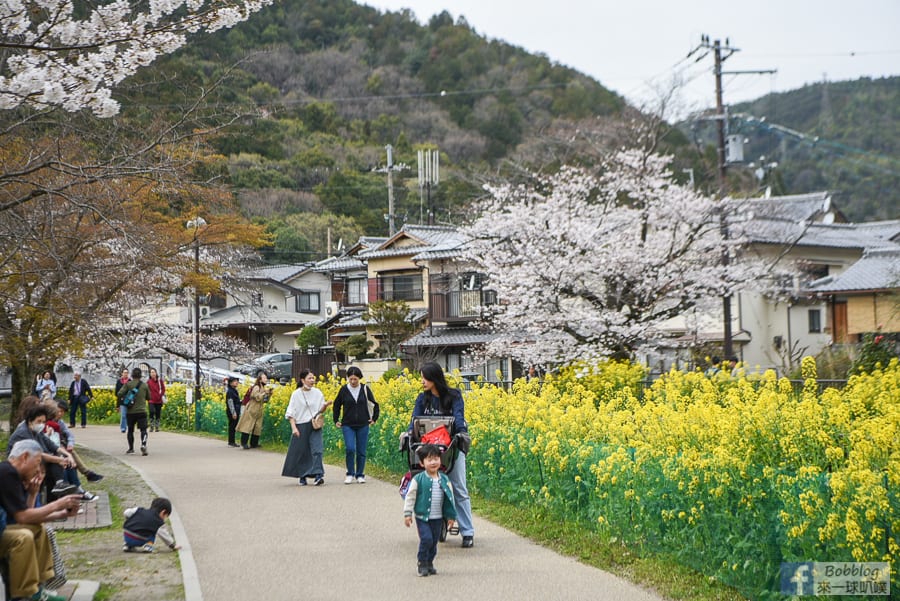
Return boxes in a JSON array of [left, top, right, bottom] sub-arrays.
[[139, 0, 626, 257], [685, 77, 900, 222]]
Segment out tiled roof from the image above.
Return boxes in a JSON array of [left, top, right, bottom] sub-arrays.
[[313, 255, 366, 272], [359, 225, 468, 260], [808, 248, 900, 293], [733, 219, 899, 250], [200, 305, 314, 327], [731, 191, 841, 223], [401, 326, 498, 348], [242, 263, 313, 283]]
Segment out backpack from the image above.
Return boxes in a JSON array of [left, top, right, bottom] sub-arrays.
[[123, 384, 140, 406]]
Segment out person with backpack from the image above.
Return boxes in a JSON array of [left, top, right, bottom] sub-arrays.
[[116, 368, 151, 456]]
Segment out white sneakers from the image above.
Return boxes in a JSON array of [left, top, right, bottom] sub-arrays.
[[344, 475, 366, 484], [344, 475, 354, 484], [357, 476, 366, 484]]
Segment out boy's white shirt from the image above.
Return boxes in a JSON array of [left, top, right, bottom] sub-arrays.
[[124, 506, 175, 547]]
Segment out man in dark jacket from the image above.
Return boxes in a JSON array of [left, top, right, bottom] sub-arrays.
[[68, 370, 94, 428]]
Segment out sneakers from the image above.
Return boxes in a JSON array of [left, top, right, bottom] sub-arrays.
[[140, 446, 148, 456], [123, 543, 154, 553], [427, 562, 437, 575], [81, 491, 99, 502], [357, 476, 366, 484], [461, 535, 474, 548], [314, 477, 325, 486], [50, 480, 78, 498], [125, 449, 135, 454], [344, 475, 354, 484], [30, 586, 66, 601], [298, 478, 307, 486], [417, 562, 429, 577], [85, 471, 104, 482]]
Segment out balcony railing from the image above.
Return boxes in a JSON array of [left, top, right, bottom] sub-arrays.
[[429, 289, 497, 323]]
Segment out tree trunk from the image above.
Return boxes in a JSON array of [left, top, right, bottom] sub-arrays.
[[9, 356, 34, 429]]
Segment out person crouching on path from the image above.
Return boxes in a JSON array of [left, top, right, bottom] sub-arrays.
[[122, 497, 180, 553], [403, 444, 457, 577], [116, 368, 150, 456]]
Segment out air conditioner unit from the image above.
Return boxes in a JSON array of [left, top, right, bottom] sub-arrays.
[[199, 305, 211, 318], [325, 301, 340, 318]]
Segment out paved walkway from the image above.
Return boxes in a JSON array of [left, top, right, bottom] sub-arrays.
[[77, 426, 666, 601]]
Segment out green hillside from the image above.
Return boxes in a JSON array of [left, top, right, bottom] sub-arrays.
[[116, 0, 897, 263], [685, 77, 900, 221], [119, 0, 626, 260]]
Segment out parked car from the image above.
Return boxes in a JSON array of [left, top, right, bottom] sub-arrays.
[[237, 353, 293, 380]]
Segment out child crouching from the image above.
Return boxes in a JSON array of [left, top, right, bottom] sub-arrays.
[[403, 444, 457, 576], [123, 497, 180, 553]]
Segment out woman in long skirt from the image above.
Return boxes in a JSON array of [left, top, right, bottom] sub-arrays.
[[281, 370, 330, 486]]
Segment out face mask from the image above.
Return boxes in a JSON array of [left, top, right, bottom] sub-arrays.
[[31, 422, 45, 434]]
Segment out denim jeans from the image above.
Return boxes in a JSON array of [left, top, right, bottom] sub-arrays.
[[341, 425, 369, 477], [448, 451, 473, 536], [415, 518, 443, 563]]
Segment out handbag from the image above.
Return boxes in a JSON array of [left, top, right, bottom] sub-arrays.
[[161, 394, 168, 405], [364, 384, 376, 420], [311, 410, 325, 430]]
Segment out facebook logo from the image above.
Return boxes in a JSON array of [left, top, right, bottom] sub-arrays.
[[781, 562, 814, 595]]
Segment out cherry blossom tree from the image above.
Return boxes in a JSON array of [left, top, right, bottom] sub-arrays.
[[0, 0, 272, 117], [464, 148, 771, 367]]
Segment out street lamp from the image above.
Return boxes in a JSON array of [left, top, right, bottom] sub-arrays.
[[186, 217, 207, 431]]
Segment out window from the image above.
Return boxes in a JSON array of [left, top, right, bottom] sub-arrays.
[[296, 291, 320, 313], [808, 309, 822, 333], [250, 292, 263, 307], [378, 273, 423, 301], [347, 278, 366, 305]]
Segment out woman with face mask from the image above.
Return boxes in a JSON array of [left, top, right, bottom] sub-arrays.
[[6, 399, 76, 500]]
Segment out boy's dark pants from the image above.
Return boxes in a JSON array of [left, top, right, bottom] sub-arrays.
[[415, 518, 443, 564]]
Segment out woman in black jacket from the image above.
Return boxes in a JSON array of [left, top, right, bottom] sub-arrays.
[[332, 366, 379, 484]]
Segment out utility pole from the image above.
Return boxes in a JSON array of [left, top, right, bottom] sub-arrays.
[[692, 35, 776, 359], [385, 144, 396, 236]]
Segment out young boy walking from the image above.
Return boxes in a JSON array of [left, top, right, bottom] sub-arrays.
[[122, 497, 181, 553], [403, 444, 457, 577]]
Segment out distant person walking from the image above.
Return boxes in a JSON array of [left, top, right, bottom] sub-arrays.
[[281, 370, 330, 486], [67, 370, 93, 428], [332, 366, 379, 484], [225, 377, 242, 447], [116, 368, 150, 456], [236, 372, 271, 449], [115, 368, 130, 433], [147, 368, 167, 432]]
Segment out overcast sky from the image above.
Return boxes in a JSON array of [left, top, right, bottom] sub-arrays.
[[364, 0, 900, 118]]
